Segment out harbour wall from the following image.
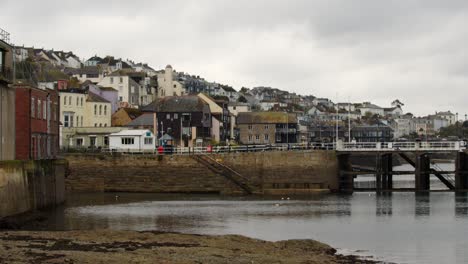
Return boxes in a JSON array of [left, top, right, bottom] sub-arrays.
[[0, 160, 66, 218], [65, 151, 339, 195]]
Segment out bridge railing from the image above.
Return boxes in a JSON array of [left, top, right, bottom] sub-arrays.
[[337, 141, 463, 151]]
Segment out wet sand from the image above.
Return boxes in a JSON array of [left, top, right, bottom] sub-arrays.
[[0, 230, 376, 263]]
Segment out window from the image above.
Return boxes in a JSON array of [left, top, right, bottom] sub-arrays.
[[119, 77, 123, 83], [255, 135, 260, 140], [104, 106, 107, 115], [63, 96, 67, 105], [94, 105, 97, 115], [38, 100, 41, 118], [174, 113, 178, 119], [80, 97, 83, 106], [99, 123, 102, 127], [94, 123, 97, 127], [104, 136, 109, 146], [76, 138, 83, 146], [68, 96, 71, 105], [64, 115, 69, 127], [121, 137, 135, 145], [90, 137, 96, 147], [80, 116, 83, 126], [264, 125, 269, 130], [110, 77, 114, 84], [76, 116, 79, 127], [43, 103, 46, 119], [264, 134, 269, 140], [31, 98, 35, 118], [166, 114, 170, 119], [119, 96, 123, 102], [144, 137, 153, 145], [76, 97, 79, 106], [248, 135, 253, 142], [248, 125, 252, 130], [99, 105, 102, 115]]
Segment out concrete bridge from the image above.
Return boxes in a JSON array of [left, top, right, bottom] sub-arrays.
[[336, 141, 468, 193]]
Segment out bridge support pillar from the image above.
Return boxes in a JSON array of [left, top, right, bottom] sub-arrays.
[[455, 152, 468, 190], [338, 154, 353, 193], [415, 154, 430, 191], [376, 154, 393, 191], [382, 153, 393, 190]]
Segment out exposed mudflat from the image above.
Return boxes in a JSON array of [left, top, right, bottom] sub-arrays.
[[0, 230, 377, 263]]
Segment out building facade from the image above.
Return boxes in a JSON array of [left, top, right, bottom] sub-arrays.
[[15, 85, 60, 160], [157, 65, 185, 97], [236, 112, 298, 145], [0, 37, 15, 160]]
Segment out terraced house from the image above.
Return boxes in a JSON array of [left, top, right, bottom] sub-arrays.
[[236, 112, 298, 145], [59, 88, 111, 147]]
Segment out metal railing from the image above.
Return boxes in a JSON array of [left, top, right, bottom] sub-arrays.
[[63, 142, 328, 155], [337, 141, 463, 152], [0, 28, 10, 44]]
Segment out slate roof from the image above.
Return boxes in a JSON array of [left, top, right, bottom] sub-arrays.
[[141, 96, 207, 113], [86, 91, 110, 103], [126, 113, 154, 127], [99, 86, 118, 92], [237, 112, 297, 124], [436, 111, 455, 116], [121, 108, 143, 120]]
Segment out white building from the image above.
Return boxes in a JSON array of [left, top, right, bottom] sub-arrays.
[[109, 129, 156, 151], [393, 118, 412, 138], [357, 102, 385, 117], [98, 74, 141, 108], [435, 111, 456, 125], [157, 65, 185, 97], [259, 101, 287, 111]]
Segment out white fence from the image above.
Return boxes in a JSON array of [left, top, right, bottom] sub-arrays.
[[63, 141, 465, 155]]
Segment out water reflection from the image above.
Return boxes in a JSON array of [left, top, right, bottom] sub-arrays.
[[376, 192, 392, 216], [455, 193, 468, 217], [26, 192, 468, 264], [415, 193, 431, 217]]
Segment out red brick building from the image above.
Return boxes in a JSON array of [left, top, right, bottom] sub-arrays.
[[15, 84, 60, 160]]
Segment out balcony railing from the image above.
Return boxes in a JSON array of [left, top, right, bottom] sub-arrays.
[[0, 66, 13, 83], [0, 28, 10, 44]]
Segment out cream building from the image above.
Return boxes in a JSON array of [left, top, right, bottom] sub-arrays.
[[59, 90, 112, 146], [157, 65, 185, 97]]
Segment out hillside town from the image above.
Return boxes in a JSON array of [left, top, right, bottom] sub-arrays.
[[1, 27, 466, 158]]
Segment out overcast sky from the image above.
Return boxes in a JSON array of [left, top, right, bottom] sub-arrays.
[[3, 0, 468, 116]]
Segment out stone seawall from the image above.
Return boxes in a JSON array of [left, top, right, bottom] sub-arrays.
[[65, 151, 339, 195], [0, 160, 66, 218]]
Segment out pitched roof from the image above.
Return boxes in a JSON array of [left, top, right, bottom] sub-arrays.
[[126, 113, 154, 127], [87, 55, 103, 62], [359, 103, 382, 109], [86, 91, 110, 103], [109, 129, 152, 136], [436, 111, 454, 116], [237, 112, 297, 124], [98, 86, 118, 92], [141, 96, 207, 113], [121, 108, 143, 119]]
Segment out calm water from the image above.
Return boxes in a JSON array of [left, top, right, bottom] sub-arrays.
[[35, 191, 468, 264]]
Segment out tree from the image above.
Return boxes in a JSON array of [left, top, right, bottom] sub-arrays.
[[391, 99, 404, 107]]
